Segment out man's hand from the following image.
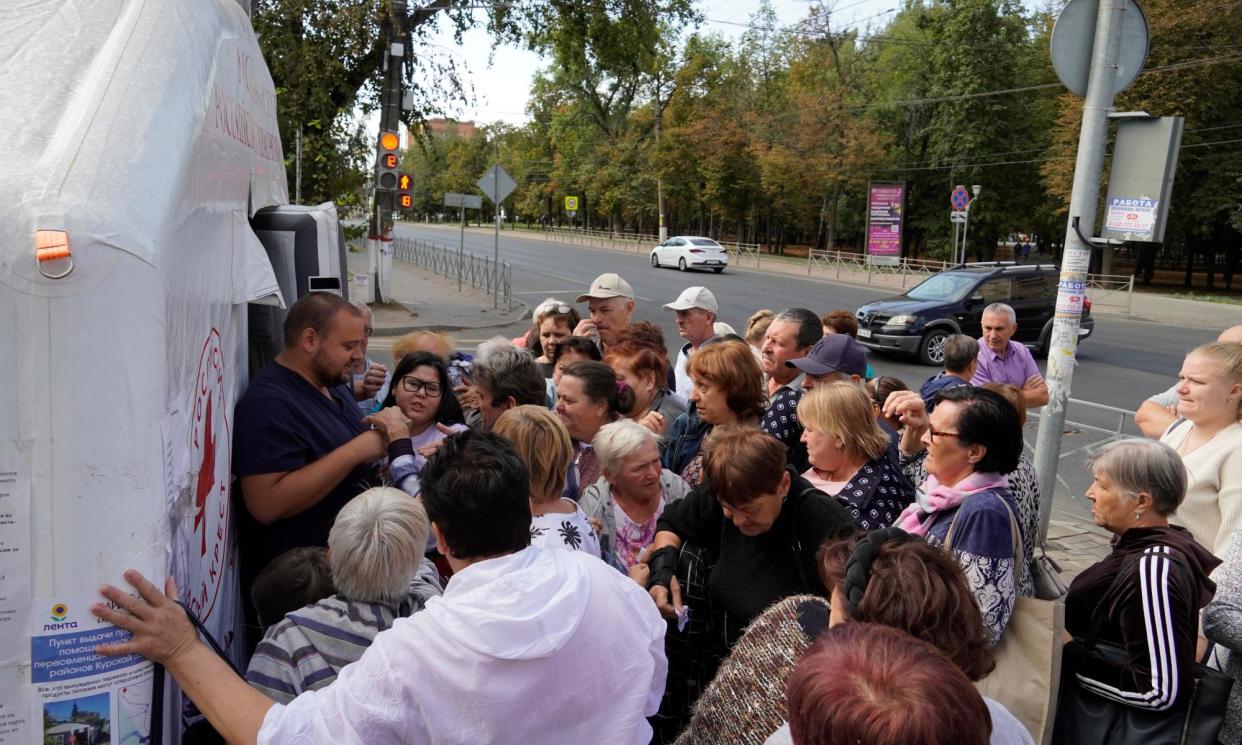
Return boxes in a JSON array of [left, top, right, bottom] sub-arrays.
[[455, 384, 481, 411], [359, 363, 388, 400], [1021, 374, 1050, 408], [365, 406, 413, 442], [649, 577, 684, 620], [637, 410, 665, 435], [572, 319, 599, 340], [92, 571, 198, 666]]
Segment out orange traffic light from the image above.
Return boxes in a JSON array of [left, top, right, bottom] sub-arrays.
[[377, 130, 400, 189], [399, 194, 412, 208]]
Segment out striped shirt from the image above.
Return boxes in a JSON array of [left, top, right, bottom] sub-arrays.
[[246, 562, 443, 703], [1064, 527, 1219, 713]]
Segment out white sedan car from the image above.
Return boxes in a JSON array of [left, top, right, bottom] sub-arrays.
[[650, 236, 729, 273]]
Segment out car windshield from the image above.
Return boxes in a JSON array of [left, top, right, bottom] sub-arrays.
[[689, 239, 722, 248], [906, 273, 978, 302]]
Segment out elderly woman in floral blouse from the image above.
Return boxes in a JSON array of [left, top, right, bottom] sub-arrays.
[[884, 385, 1025, 645], [581, 419, 690, 573]]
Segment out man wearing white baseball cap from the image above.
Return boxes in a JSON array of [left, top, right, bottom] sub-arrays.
[[574, 273, 636, 352], [663, 286, 719, 400]]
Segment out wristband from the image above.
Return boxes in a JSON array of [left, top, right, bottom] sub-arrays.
[[646, 546, 680, 590]]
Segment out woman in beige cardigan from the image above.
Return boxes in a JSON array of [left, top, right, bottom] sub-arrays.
[[1159, 341, 1242, 558]]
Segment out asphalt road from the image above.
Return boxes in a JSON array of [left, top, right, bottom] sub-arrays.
[[397, 222, 1213, 525]]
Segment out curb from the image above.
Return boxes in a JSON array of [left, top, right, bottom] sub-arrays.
[[370, 298, 531, 338]]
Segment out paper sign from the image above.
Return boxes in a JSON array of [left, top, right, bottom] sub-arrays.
[[0, 456, 30, 664], [1104, 197, 1157, 239]]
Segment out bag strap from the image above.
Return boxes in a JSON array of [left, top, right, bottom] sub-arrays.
[[942, 491, 1024, 588]]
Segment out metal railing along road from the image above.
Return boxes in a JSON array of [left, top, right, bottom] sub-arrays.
[[1025, 397, 1142, 542], [1085, 273, 1136, 317], [807, 249, 949, 288], [391, 235, 512, 310]]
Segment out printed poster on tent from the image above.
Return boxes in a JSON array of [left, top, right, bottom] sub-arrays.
[[29, 596, 153, 745]]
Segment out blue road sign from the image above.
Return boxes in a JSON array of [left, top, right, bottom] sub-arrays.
[[951, 185, 970, 211]]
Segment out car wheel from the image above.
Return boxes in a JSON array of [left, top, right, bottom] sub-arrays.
[[713, 267, 724, 274], [918, 329, 950, 366], [678, 257, 687, 272], [651, 253, 660, 268]]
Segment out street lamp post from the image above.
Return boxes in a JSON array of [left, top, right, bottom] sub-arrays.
[[961, 184, 982, 263]]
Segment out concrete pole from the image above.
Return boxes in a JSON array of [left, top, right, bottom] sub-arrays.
[[1033, 0, 1125, 544]]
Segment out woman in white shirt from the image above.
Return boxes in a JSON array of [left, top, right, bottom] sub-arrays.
[[1159, 341, 1242, 557], [494, 405, 601, 557]]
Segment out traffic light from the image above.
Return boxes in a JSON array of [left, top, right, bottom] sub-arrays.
[[397, 172, 413, 210], [377, 130, 400, 190]]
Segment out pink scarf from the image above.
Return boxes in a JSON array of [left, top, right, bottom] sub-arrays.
[[895, 471, 1009, 537]]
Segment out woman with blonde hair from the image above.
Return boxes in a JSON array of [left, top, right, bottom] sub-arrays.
[[663, 341, 766, 488], [522, 298, 581, 376], [494, 405, 600, 557], [1156, 341, 1242, 557], [797, 382, 914, 530]]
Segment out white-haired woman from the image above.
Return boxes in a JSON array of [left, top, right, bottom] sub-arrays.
[[1054, 440, 1220, 743], [581, 419, 691, 573], [246, 487, 443, 703]]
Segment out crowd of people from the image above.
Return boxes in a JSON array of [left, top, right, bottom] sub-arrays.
[[89, 279, 1242, 745]]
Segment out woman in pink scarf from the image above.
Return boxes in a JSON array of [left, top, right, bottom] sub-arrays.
[[886, 385, 1024, 646]]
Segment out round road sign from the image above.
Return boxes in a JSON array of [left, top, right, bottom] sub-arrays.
[[1050, 0, 1148, 98], [951, 185, 970, 211]]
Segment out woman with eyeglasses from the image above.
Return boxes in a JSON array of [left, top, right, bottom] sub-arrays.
[[883, 385, 1024, 646], [375, 352, 468, 496]]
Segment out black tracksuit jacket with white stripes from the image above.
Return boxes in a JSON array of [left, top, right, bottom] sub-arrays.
[[1064, 525, 1220, 711]]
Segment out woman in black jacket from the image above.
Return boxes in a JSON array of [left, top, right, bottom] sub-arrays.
[[1055, 439, 1220, 743], [644, 425, 856, 741]]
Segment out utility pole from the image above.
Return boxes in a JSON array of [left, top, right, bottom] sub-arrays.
[[1033, 0, 1125, 543], [295, 125, 302, 203], [656, 106, 667, 243], [368, 0, 407, 302]]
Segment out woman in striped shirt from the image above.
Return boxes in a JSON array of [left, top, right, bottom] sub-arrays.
[[1055, 439, 1220, 742]]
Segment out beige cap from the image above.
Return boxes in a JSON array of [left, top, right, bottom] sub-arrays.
[[576, 273, 634, 302], [663, 286, 718, 313]]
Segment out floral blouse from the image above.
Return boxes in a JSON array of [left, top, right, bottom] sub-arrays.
[[529, 501, 601, 558]]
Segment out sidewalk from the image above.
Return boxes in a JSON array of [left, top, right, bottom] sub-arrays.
[[346, 247, 529, 338], [1045, 519, 1112, 583], [439, 223, 1242, 330]]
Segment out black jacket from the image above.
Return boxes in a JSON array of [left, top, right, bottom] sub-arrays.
[[1064, 525, 1220, 711], [657, 467, 857, 635]]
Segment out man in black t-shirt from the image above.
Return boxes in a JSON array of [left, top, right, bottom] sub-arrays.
[[233, 292, 406, 639]]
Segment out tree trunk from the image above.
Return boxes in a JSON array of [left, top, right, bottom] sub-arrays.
[[825, 182, 843, 252], [1226, 244, 1237, 292], [1184, 235, 1196, 289], [1206, 244, 1217, 292]]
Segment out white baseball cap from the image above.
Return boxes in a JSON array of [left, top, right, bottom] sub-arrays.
[[663, 286, 718, 313], [576, 273, 634, 302]]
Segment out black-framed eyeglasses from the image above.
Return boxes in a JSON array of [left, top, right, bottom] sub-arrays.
[[363, 326, 373, 338], [401, 377, 443, 397], [928, 429, 961, 443]]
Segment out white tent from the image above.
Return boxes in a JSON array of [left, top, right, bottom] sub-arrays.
[[0, 0, 285, 739]]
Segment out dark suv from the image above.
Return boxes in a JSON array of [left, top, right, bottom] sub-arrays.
[[855, 263, 1095, 366]]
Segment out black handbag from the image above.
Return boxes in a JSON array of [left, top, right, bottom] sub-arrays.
[[1052, 555, 1234, 745]]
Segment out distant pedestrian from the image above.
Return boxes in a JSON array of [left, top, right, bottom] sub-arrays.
[[971, 303, 1048, 407]]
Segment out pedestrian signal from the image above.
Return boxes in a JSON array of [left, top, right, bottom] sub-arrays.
[[377, 130, 400, 190], [397, 172, 413, 211]]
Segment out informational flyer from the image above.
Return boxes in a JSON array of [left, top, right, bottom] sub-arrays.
[[866, 183, 905, 260], [0, 456, 30, 664], [0, 673, 31, 744], [30, 595, 153, 745], [1104, 197, 1158, 240]]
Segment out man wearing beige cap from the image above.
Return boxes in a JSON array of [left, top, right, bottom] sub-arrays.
[[574, 272, 636, 352], [664, 286, 718, 400]]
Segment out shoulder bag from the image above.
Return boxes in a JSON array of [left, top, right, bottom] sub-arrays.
[[945, 492, 1065, 745], [1052, 553, 1233, 745]]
